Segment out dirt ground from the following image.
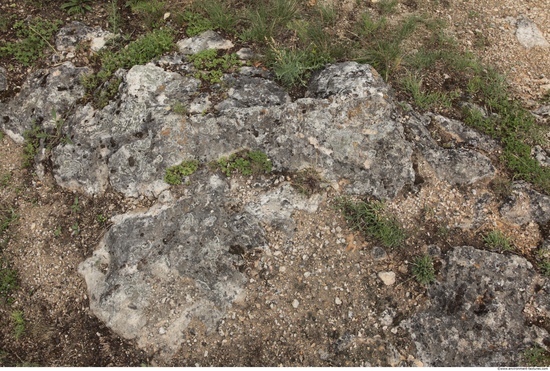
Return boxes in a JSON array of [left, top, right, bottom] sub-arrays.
[[0, 0, 549, 366]]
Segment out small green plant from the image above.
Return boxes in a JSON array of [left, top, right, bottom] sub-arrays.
[[523, 345, 550, 367], [217, 150, 272, 177], [0, 209, 19, 235], [126, 0, 166, 30], [240, 0, 299, 43], [172, 101, 188, 115], [412, 254, 436, 285], [187, 49, 240, 84], [178, 11, 214, 37], [0, 173, 12, 188], [541, 261, 550, 276], [11, 310, 25, 340], [82, 28, 174, 107], [164, 160, 199, 185], [53, 226, 62, 237], [483, 229, 513, 252], [71, 222, 80, 236], [108, 0, 122, 34], [0, 17, 61, 66], [70, 196, 80, 214], [268, 46, 330, 88], [61, 0, 92, 15], [192, 0, 237, 33], [96, 214, 108, 224], [334, 197, 406, 248], [402, 73, 459, 110]]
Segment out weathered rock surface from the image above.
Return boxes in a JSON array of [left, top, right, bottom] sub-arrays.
[[515, 17, 550, 49], [79, 170, 268, 355], [8, 28, 546, 365], [177, 30, 234, 55], [0, 62, 90, 143], [404, 112, 495, 185], [500, 181, 550, 225], [47, 61, 415, 199], [56, 21, 114, 53], [403, 246, 548, 366]]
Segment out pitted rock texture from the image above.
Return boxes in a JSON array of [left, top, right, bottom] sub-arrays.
[[403, 112, 495, 185], [47, 61, 416, 199], [78, 170, 268, 355], [56, 21, 114, 53], [0, 62, 90, 143], [78, 169, 323, 356], [402, 246, 548, 367]]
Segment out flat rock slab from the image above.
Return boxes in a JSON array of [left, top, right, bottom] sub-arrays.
[[79, 171, 267, 356], [402, 246, 548, 366]]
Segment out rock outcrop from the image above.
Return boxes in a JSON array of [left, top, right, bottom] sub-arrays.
[[2, 26, 549, 364]]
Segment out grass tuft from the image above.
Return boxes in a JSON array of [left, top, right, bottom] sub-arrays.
[[483, 229, 513, 252], [412, 254, 435, 285], [334, 197, 405, 248]]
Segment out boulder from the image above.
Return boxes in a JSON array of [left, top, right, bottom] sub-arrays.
[[500, 181, 550, 225], [56, 21, 114, 53], [515, 17, 550, 49]]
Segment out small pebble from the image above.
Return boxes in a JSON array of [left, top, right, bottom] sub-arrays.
[[292, 299, 300, 309], [335, 297, 342, 305], [378, 271, 396, 286]]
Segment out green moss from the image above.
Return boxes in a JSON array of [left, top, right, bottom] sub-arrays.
[[164, 160, 199, 185]]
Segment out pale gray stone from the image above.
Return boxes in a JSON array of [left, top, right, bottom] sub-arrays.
[[516, 17, 550, 49], [177, 30, 234, 55]]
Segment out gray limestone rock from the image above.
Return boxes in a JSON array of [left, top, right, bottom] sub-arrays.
[[306, 62, 389, 99], [429, 114, 499, 153], [51, 62, 415, 199], [500, 181, 550, 225], [216, 74, 291, 110], [78, 170, 267, 356], [1, 62, 91, 143], [515, 17, 550, 49], [404, 113, 495, 185], [403, 246, 548, 366], [56, 21, 114, 53], [177, 30, 234, 55]]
